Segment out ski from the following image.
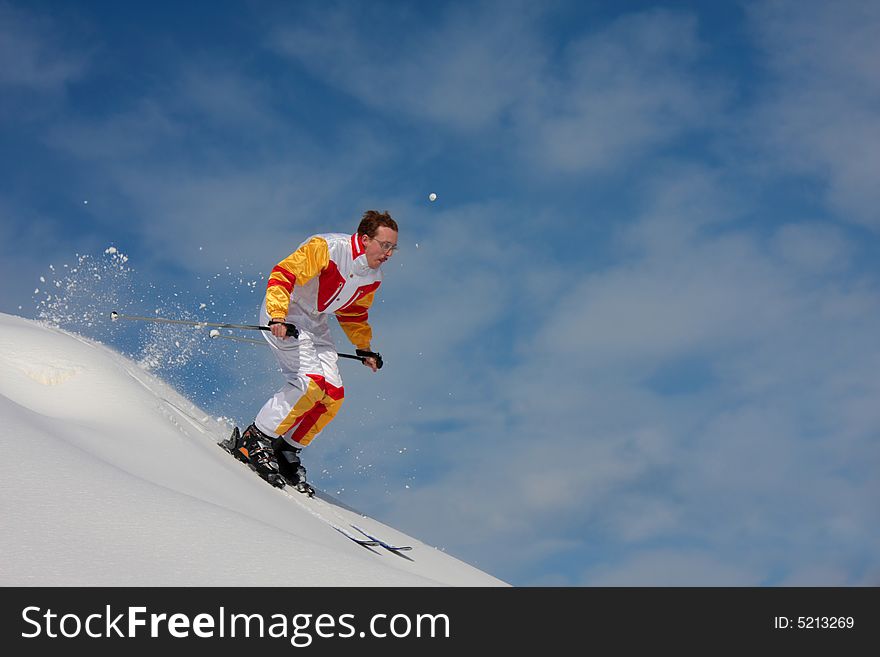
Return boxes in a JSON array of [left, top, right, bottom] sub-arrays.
[[331, 526, 381, 551], [218, 428, 410, 555], [280, 487, 391, 554], [292, 480, 316, 497], [351, 524, 413, 553]]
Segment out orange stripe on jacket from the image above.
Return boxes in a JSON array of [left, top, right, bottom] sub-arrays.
[[335, 285, 379, 350], [265, 237, 330, 319], [267, 265, 296, 293]]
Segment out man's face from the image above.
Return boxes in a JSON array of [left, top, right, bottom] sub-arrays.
[[362, 226, 398, 269]]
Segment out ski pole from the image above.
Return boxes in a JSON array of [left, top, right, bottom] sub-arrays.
[[110, 310, 299, 338], [351, 349, 384, 369], [207, 330, 379, 367], [337, 353, 366, 363]]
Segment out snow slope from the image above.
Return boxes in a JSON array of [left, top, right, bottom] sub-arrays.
[[0, 313, 507, 586]]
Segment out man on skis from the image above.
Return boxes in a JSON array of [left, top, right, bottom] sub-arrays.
[[225, 210, 398, 494]]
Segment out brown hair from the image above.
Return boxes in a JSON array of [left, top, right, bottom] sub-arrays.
[[357, 210, 398, 238]]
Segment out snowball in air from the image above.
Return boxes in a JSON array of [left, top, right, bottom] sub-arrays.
[[209, 329, 220, 338], [428, 193, 437, 202]]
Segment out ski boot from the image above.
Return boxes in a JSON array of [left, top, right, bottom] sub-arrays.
[[220, 424, 285, 488], [274, 437, 315, 497]]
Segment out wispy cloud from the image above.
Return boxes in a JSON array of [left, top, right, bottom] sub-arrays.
[[272, 4, 723, 175], [583, 550, 763, 586], [0, 2, 87, 93], [522, 10, 722, 173], [747, 0, 880, 228], [41, 58, 398, 272], [380, 163, 880, 584], [2, 0, 878, 587], [270, 1, 546, 130]]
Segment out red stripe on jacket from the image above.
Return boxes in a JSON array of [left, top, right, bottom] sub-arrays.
[[350, 233, 365, 259]]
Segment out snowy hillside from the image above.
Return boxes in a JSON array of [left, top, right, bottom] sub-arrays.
[[0, 313, 507, 586]]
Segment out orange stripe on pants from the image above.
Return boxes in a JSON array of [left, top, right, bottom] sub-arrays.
[[274, 375, 344, 447]]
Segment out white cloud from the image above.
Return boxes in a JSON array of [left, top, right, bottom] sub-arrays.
[[380, 167, 880, 584], [270, 1, 546, 130], [0, 200, 101, 314], [41, 60, 400, 274], [47, 99, 182, 159], [582, 550, 763, 586], [272, 4, 722, 175], [772, 222, 853, 273], [172, 60, 286, 131], [748, 0, 880, 228], [4, 1, 878, 586], [0, 3, 87, 92], [107, 162, 349, 265], [524, 10, 720, 173]]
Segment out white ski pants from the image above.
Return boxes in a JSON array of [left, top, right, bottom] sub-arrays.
[[254, 302, 345, 448]]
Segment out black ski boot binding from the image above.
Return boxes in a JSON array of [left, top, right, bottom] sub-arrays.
[[274, 437, 315, 497], [221, 424, 285, 488]]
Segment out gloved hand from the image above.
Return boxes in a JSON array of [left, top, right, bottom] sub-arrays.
[[267, 319, 299, 339], [356, 348, 384, 371]]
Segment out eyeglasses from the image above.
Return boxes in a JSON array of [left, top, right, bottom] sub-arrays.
[[375, 240, 398, 253]]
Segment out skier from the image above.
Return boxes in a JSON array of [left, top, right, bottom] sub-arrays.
[[226, 210, 398, 494]]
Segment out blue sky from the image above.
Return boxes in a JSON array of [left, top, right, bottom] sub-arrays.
[[2, 0, 879, 586]]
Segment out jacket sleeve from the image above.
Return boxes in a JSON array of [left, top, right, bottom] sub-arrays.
[[265, 237, 329, 319], [335, 285, 380, 350]]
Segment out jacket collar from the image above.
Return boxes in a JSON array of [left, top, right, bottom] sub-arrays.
[[350, 233, 365, 259]]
